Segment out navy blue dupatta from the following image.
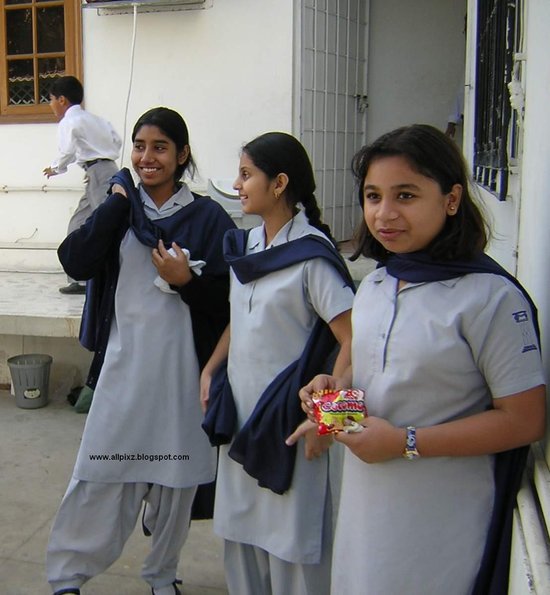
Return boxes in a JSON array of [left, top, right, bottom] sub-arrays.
[[385, 250, 541, 595], [202, 228, 355, 494], [109, 168, 231, 275], [79, 167, 234, 361]]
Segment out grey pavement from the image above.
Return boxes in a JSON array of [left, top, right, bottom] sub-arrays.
[[0, 387, 227, 595]]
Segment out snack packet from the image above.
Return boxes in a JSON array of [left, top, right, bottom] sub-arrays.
[[311, 388, 367, 435]]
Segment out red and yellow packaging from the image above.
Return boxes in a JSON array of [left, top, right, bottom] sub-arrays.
[[311, 388, 367, 435]]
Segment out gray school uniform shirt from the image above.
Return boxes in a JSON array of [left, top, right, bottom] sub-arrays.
[[332, 268, 545, 595], [214, 211, 354, 563], [73, 184, 216, 488]]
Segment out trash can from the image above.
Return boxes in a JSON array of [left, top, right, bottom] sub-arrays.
[[8, 353, 52, 409]]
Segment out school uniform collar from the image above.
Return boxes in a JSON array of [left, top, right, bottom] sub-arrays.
[[367, 250, 539, 342], [248, 210, 312, 253], [138, 182, 194, 220], [367, 266, 459, 288]]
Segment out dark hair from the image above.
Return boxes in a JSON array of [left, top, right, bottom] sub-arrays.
[[351, 124, 488, 262], [131, 107, 196, 182], [50, 76, 84, 105], [242, 132, 335, 245]]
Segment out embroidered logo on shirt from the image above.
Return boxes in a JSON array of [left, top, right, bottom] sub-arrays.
[[513, 310, 538, 353]]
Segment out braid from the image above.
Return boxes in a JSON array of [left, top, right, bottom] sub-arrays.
[[301, 192, 337, 247]]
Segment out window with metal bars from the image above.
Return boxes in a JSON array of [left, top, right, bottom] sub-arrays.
[[0, 0, 82, 123], [473, 0, 522, 201]]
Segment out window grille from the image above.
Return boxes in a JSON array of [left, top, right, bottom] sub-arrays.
[[473, 0, 521, 200]]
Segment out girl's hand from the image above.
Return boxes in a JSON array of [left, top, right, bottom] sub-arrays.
[[199, 369, 212, 414], [304, 425, 333, 460], [285, 420, 333, 460], [111, 183, 127, 197], [335, 416, 406, 464], [299, 374, 339, 422], [152, 241, 192, 286]]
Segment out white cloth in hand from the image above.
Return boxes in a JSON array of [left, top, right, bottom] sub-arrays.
[[154, 247, 206, 294]]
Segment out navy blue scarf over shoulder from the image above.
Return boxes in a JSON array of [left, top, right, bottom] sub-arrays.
[[385, 250, 539, 329], [202, 228, 355, 495], [385, 250, 540, 595], [80, 168, 233, 361], [109, 168, 230, 274]]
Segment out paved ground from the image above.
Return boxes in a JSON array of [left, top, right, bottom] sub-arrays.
[[0, 387, 228, 595]]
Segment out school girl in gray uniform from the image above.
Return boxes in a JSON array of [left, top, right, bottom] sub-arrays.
[[201, 132, 354, 595], [47, 108, 235, 595]]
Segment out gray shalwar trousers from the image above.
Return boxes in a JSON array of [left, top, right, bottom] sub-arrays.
[[66, 159, 118, 284], [46, 478, 196, 592]]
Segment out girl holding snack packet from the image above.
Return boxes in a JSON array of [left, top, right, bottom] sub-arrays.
[[200, 132, 354, 594], [291, 124, 546, 595], [47, 107, 235, 595]]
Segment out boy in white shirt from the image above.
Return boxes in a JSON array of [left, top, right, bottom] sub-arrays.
[[44, 76, 122, 294]]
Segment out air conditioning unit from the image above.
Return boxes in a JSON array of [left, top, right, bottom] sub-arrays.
[[83, 0, 213, 15]]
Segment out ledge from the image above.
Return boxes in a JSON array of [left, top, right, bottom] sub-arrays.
[[0, 272, 83, 338]]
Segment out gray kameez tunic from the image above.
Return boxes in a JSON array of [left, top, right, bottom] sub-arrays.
[[214, 211, 354, 564], [74, 185, 216, 488], [332, 269, 545, 595]]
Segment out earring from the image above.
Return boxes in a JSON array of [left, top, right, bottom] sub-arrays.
[[449, 205, 456, 213]]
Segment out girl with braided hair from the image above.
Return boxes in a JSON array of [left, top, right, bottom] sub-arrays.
[[200, 131, 354, 594]]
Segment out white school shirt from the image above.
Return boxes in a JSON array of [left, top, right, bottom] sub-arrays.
[[50, 105, 122, 174], [214, 211, 354, 563], [332, 268, 545, 595], [73, 184, 216, 488]]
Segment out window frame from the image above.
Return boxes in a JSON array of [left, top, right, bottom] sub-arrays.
[[0, 0, 82, 124], [473, 0, 521, 201]]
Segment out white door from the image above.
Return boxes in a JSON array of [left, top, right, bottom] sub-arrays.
[[298, 0, 369, 241]]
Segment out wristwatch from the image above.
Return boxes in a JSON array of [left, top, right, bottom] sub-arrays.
[[403, 425, 420, 460]]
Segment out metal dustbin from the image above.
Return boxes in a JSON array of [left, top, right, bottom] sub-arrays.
[[8, 354, 52, 409]]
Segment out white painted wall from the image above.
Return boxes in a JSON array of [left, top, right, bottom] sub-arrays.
[[0, 0, 295, 266], [462, 1, 550, 590], [366, 0, 467, 143], [515, 0, 550, 446]]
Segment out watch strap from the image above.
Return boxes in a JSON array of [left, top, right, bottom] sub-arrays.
[[403, 425, 420, 460]]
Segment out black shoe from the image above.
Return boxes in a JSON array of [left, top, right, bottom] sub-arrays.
[[151, 579, 182, 595], [66, 385, 84, 406], [53, 589, 80, 595], [59, 283, 86, 295]]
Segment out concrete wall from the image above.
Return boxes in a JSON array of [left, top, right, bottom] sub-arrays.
[[366, 0, 467, 143], [516, 0, 550, 445], [0, 0, 295, 268]]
